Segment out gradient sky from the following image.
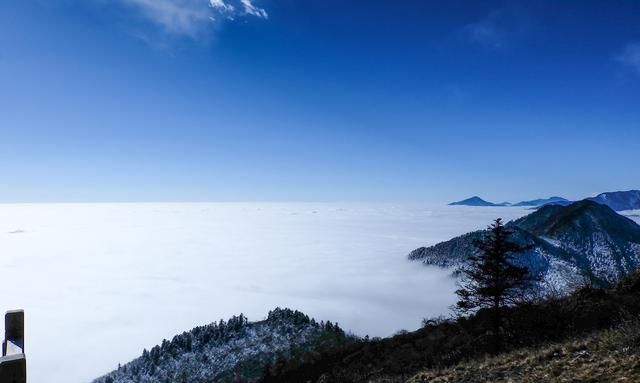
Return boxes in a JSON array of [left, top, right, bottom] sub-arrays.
[[1, 0, 639, 203]]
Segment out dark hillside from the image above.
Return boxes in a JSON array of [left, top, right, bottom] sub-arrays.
[[262, 271, 640, 383]]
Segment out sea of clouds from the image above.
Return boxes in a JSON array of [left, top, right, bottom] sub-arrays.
[[0, 203, 538, 382]]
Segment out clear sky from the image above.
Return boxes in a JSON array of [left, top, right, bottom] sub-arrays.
[[1, 0, 639, 203]]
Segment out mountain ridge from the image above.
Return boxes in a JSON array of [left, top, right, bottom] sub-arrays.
[[448, 196, 569, 207], [512, 196, 570, 207], [93, 308, 352, 383], [588, 190, 640, 211], [410, 200, 640, 290], [448, 189, 640, 211]]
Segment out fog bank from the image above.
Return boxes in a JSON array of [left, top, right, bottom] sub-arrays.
[[0, 203, 531, 383]]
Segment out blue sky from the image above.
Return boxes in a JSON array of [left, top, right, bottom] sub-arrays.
[[1, 0, 639, 203]]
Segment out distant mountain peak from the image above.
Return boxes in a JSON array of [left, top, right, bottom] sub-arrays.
[[447, 189, 640, 210], [588, 190, 640, 211], [513, 196, 570, 207], [448, 196, 500, 207], [514, 199, 640, 238], [449, 196, 572, 208]]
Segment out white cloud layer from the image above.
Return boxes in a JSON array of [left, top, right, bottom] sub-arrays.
[[0, 202, 532, 383], [122, 0, 268, 37], [616, 42, 640, 75]]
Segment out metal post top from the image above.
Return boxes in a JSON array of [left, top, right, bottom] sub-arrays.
[[3, 309, 25, 356]]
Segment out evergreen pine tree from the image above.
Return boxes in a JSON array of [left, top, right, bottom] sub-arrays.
[[455, 218, 538, 353]]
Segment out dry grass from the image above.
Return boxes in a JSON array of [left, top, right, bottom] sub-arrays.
[[405, 320, 640, 383]]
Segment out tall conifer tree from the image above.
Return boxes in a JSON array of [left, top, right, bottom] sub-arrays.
[[455, 218, 537, 353]]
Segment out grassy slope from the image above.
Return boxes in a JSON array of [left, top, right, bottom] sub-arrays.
[[406, 321, 640, 383]]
